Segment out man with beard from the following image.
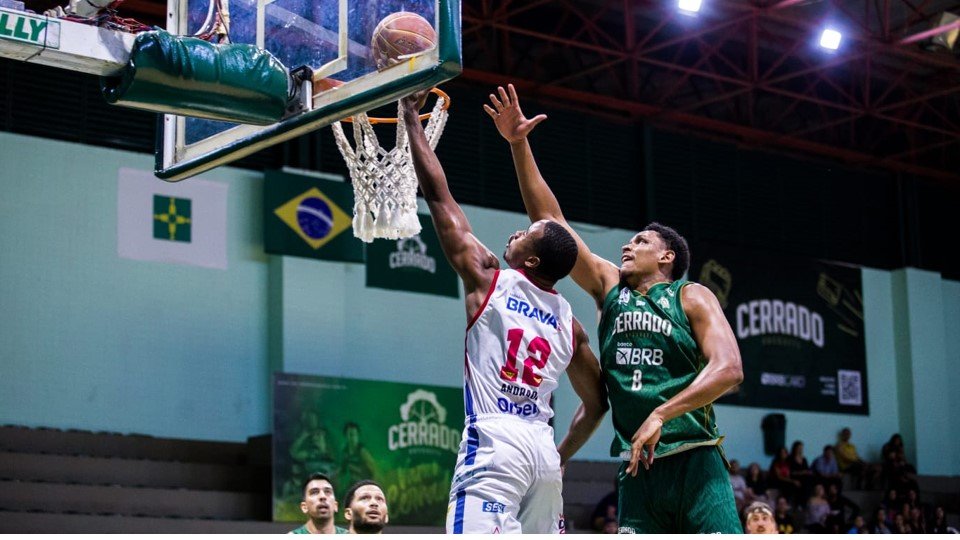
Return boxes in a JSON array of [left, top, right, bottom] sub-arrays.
[[290, 473, 348, 534], [344, 480, 389, 534]]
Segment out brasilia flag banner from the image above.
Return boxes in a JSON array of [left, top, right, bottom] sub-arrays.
[[117, 167, 228, 269], [690, 245, 868, 414], [365, 216, 459, 298], [272, 373, 464, 526], [263, 170, 363, 262]]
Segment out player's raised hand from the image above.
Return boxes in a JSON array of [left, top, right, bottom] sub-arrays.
[[401, 89, 430, 116], [483, 84, 547, 144], [625, 413, 664, 476]]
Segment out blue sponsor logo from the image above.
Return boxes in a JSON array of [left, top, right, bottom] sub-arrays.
[[482, 501, 507, 514], [497, 397, 540, 418], [506, 297, 558, 329]]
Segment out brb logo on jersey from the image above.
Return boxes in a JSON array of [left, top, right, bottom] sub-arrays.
[[505, 296, 558, 329]]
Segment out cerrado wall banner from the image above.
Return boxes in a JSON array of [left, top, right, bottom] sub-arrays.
[[690, 246, 868, 415], [273, 373, 464, 526]]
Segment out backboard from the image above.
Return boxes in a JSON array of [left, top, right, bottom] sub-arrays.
[[156, 0, 460, 181]]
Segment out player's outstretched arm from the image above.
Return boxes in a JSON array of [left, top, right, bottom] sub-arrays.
[[625, 283, 743, 475], [557, 319, 609, 467], [402, 93, 498, 301], [484, 84, 618, 304]]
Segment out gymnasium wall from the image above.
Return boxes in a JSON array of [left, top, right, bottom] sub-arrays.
[[1, 132, 957, 474]]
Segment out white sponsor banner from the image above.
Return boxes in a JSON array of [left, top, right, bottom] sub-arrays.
[[117, 167, 228, 269]]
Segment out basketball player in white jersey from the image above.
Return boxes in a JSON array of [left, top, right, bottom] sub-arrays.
[[401, 92, 609, 534]]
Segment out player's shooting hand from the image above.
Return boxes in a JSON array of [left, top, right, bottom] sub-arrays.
[[625, 413, 663, 476], [483, 84, 547, 144]]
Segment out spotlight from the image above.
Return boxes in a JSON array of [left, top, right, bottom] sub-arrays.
[[819, 28, 842, 50], [678, 0, 702, 14]]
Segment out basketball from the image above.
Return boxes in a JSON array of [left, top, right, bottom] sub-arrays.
[[371, 12, 437, 69]]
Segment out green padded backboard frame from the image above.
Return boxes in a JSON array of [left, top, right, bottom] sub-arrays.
[[155, 0, 460, 182]]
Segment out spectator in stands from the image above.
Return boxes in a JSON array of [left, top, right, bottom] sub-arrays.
[[931, 506, 951, 534], [825, 482, 859, 532], [729, 459, 753, 511], [835, 428, 874, 489], [601, 517, 618, 534], [882, 448, 918, 494], [788, 441, 814, 499], [804, 484, 830, 533], [811, 445, 842, 491], [291, 473, 348, 534], [869, 508, 892, 534], [743, 501, 778, 534], [904, 488, 920, 511], [590, 479, 618, 532], [770, 447, 801, 504], [881, 434, 904, 461], [892, 512, 911, 533], [846, 515, 868, 534], [880, 488, 899, 514], [344, 480, 388, 534], [774, 496, 796, 535], [746, 462, 770, 503], [908, 506, 926, 533]]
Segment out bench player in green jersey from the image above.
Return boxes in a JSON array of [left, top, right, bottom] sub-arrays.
[[485, 84, 745, 533]]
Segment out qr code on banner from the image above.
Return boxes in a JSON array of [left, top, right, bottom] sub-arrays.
[[838, 370, 863, 406]]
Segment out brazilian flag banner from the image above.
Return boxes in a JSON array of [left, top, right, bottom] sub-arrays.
[[273, 373, 464, 527], [690, 243, 868, 415], [365, 216, 460, 298], [263, 170, 363, 262]]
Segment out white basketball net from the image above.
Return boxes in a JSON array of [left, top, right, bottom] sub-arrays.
[[331, 96, 449, 243]]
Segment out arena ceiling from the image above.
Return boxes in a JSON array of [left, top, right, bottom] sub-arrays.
[[25, 0, 960, 181]]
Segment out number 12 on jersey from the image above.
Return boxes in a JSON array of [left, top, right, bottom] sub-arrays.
[[499, 328, 551, 388]]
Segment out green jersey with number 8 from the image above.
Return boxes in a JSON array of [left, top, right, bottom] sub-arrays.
[[598, 279, 723, 459]]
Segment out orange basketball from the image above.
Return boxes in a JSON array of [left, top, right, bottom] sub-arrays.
[[371, 12, 437, 69]]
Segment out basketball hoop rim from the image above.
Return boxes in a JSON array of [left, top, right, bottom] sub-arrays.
[[343, 87, 451, 125]]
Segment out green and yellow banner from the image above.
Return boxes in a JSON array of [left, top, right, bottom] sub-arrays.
[[263, 170, 363, 262], [273, 373, 463, 526], [365, 216, 460, 298]]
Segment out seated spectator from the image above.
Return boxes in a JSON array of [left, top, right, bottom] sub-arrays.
[[770, 447, 801, 504], [601, 517, 618, 534], [892, 513, 912, 534], [811, 445, 842, 491], [825, 482, 860, 532], [931, 506, 951, 534], [835, 428, 876, 489], [870, 508, 892, 534], [344, 480, 388, 534], [880, 488, 899, 514], [881, 448, 919, 493], [774, 496, 797, 535], [847, 516, 870, 534], [904, 488, 921, 511], [881, 434, 904, 462], [846, 515, 868, 534], [590, 479, 618, 532], [804, 484, 830, 533], [746, 462, 770, 503], [729, 460, 753, 510], [788, 441, 814, 500], [743, 501, 778, 534], [908, 506, 926, 533]]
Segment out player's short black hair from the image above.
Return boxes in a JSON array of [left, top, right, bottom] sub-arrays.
[[642, 222, 690, 281], [533, 221, 579, 283], [302, 472, 334, 498], [345, 480, 383, 507]]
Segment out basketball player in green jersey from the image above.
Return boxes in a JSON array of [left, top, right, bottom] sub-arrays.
[[485, 84, 744, 533]]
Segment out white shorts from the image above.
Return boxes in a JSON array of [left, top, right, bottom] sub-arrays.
[[445, 415, 565, 534]]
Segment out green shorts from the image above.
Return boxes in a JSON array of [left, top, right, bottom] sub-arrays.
[[617, 445, 742, 533]]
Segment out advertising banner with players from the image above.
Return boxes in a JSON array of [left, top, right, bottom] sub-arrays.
[[365, 215, 459, 298], [690, 246, 868, 415], [273, 373, 464, 526]]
